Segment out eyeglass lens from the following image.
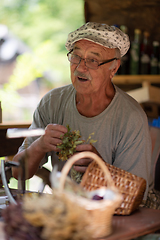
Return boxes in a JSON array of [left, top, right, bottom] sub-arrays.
[[68, 53, 98, 69]]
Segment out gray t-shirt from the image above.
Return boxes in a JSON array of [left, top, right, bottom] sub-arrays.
[[19, 84, 152, 198]]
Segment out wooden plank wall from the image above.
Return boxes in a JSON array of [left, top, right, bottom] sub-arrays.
[[84, 0, 160, 42]]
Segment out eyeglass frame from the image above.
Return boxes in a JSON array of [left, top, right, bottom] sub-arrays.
[[67, 50, 119, 69]]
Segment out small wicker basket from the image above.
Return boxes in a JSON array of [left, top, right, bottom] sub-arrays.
[[59, 152, 122, 238], [81, 160, 147, 215]]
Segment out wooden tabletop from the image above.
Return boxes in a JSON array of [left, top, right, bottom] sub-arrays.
[[0, 207, 160, 240], [101, 208, 160, 240]]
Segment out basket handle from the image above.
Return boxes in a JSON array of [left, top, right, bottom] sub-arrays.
[[59, 151, 115, 192]]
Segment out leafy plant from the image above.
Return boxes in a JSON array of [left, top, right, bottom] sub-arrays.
[[57, 125, 97, 183], [56, 125, 84, 161], [57, 125, 97, 161]]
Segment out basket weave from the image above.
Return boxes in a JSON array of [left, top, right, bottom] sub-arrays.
[[81, 161, 146, 215], [59, 152, 122, 238]]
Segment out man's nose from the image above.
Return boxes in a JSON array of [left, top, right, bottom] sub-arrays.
[[77, 58, 87, 70]]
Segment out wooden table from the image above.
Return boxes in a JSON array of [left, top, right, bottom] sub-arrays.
[[0, 207, 160, 240], [101, 208, 160, 240]]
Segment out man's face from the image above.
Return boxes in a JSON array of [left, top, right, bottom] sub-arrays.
[[70, 39, 117, 95]]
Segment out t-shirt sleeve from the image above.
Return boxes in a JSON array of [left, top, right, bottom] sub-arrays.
[[18, 103, 51, 167]]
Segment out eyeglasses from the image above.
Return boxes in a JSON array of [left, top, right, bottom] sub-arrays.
[[67, 51, 119, 70]]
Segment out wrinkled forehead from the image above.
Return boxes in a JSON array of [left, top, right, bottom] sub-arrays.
[[73, 39, 116, 57]]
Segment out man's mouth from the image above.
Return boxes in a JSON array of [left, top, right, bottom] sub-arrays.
[[74, 70, 91, 82], [78, 76, 88, 82]]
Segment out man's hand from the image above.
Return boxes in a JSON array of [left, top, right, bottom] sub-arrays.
[[37, 124, 67, 153], [73, 144, 101, 173]]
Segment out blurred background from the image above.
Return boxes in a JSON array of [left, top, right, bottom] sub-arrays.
[[0, 0, 84, 191], [0, 0, 84, 122]]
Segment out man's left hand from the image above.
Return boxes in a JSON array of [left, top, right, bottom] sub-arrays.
[[73, 144, 101, 173]]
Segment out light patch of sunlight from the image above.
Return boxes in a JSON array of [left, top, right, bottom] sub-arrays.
[[8, 156, 52, 192]]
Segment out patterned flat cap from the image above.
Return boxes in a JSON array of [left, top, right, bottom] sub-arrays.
[[65, 22, 130, 57]]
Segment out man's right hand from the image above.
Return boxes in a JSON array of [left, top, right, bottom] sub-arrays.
[[37, 124, 68, 153], [12, 124, 67, 179]]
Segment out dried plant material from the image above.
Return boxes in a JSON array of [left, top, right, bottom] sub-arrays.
[[57, 125, 84, 161], [50, 166, 89, 198], [3, 152, 122, 240], [23, 191, 92, 240], [57, 125, 97, 183], [2, 202, 42, 240], [70, 167, 84, 183], [57, 125, 97, 161]]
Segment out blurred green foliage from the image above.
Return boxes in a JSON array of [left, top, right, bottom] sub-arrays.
[[0, 0, 84, 87], [0, 0, 84, 49], [0, 0, 84, 120]]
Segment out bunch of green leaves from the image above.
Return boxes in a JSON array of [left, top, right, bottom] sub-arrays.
[[57, 125, 84, 161], [57, 125, 97, 161]]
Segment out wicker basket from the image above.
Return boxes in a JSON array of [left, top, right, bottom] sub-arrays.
[[59, 152, 122, 238], [81, 160, 147, 215]]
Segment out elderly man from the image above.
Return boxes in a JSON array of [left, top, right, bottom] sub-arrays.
[[12, 22, 152, 199]]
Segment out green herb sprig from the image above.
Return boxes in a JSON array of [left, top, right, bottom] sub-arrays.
[[56, 125, 84, 161], [57, 125, 97, 161]]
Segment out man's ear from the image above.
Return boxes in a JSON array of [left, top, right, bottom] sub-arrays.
[[110, 59, 121, 79]]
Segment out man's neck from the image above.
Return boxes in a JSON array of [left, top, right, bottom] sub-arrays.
[[76, 85, 115, 117]]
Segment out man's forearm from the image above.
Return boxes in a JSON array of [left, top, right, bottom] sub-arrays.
[[12, 138, 46, 180]]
